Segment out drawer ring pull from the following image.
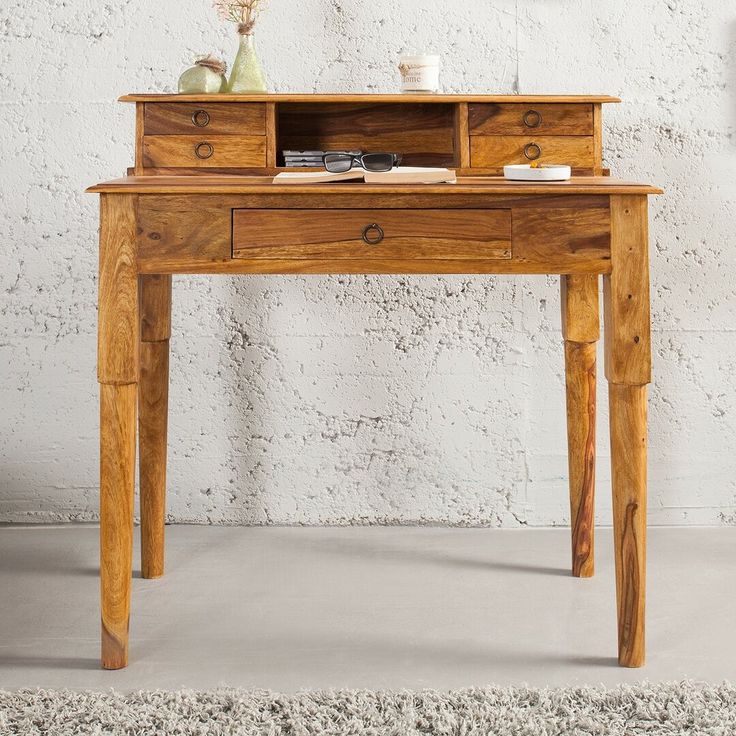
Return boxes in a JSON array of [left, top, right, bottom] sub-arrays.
[[192, 109, 211, 127], [523, 109, 542, 128], [362, 223, 384, 245], [194, 142, 214, 160], [523, 142, 542, 161]]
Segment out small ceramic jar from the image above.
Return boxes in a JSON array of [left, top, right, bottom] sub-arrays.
[[178, 56, 228, 94], [398, 54, 440, 93]]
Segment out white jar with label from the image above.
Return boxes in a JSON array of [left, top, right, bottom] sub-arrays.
[[398, 54, 440, 93]]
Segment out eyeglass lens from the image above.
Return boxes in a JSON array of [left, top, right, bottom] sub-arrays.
[[323, 153, 354, 173], [361, 153, 396, 172]]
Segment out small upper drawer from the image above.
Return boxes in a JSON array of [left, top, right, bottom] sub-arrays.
[[142, 135, 267, 168], [468, 104, 593, 136], [471, 135, 594, 169], [232, 209, 512, 260], [144, 103, 266, 135]]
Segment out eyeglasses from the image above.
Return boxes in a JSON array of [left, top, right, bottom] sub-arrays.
[[323, 152, 402, 174]]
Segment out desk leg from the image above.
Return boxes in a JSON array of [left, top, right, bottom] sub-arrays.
[[98, 194, 139, 669], [608, 383, 647, 667], [139, 275, 172, 579], [561, 275, 599, 578], [604, 195, 651, 668]]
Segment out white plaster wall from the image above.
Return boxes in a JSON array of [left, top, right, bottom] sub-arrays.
[[1, 1, 735, 526]]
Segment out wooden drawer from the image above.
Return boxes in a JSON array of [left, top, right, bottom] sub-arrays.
[[142, 135, 267, 168], [144, 103, 266, 135], [471, 136, 594, 169], [232, 209, 512, 260], [468, 103, 593, 135]]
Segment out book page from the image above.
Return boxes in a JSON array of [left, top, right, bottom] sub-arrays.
[[273, 170, 364, 184]]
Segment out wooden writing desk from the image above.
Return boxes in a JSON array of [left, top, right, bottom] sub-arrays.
[[88, 94, 661, 670]]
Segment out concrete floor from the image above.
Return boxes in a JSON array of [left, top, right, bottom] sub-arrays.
[[0, 525, 734, 691]]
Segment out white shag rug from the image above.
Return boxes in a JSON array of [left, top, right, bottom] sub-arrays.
[[1, 683, 735, 735]]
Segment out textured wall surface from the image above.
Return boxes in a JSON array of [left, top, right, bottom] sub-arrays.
[[1, 1, 735, 526]]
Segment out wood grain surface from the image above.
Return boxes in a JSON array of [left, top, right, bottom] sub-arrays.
[[135, 103, 145, 175], [511, 197, 610, 270], [604, 195, 652, 385], [564, 340, 597, 578], [88, 176, 663, 195], [468, 103, 594, 135], [593, 104, 604, 174], [454, 102, 471, 168], [91, 93, 659, 670], [277, 102, 456, 167], [265, 102, 278, 169], [561, 274, 599, 578], [139, 340, 169, 580], [100, 383, 136, 670], [137, 258, 610, 276], [602, 194, 651, 667], [232, 208, 512, 260], [138, 195, 233, 265], [144, 102, 266, 135], [470, 135, 595, 169], [609, 383, 648, 667], [142, 135, 267, 168], [98, 194, 139, 384], [98, 195, 141, 669], [140, 274, 172, 342], [561, 274, 600, 343], [136, 193, 612, 274], [138, 274, 171, 580], [121, 93, 622, 104]]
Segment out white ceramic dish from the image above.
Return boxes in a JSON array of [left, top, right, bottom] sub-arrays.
[[503, 164, 571, 181]]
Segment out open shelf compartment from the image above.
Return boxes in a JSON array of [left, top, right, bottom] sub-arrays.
[[275, 102, 460, 169]]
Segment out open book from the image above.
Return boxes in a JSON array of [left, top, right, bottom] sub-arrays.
[[273, 167, 457, 185]]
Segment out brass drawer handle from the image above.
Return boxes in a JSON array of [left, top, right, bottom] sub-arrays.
[[523, 109, 542, 128], [524, 142, 542, 161], [362, 223, 384, 245], [192, 109, 211, 127], [194, 142, 214, 160]]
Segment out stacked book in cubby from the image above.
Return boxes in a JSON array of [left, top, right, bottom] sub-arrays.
[[282, 150, 361, 168]]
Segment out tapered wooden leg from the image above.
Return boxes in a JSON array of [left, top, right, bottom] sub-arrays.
[[609, 384, 647, 667], [100, 384, 137, 669], [561, 275, 599, 577], [604, 195, 651, 667], [564, 340, 597, 577], [140, 342, 169, 578], [98, 193, 139, 669], [139, 275, 172, 579]]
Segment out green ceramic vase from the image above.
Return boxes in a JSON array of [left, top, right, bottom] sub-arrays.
[[228, 35, 267, 93], [178, 64, 227, 94]]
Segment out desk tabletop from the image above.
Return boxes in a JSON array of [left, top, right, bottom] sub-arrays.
[[120, 93, 622, 104], [87, 176, 662, 195]]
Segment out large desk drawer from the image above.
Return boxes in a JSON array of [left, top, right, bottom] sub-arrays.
[[232, 209, 512, 260]]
